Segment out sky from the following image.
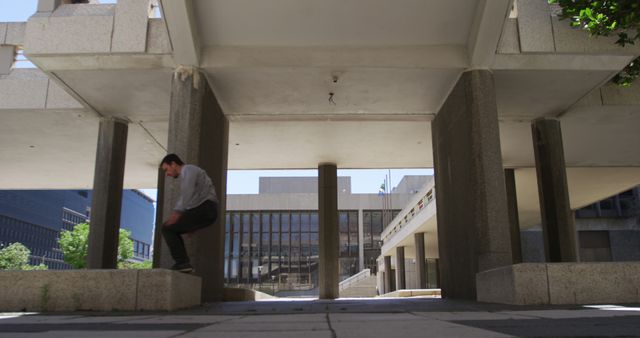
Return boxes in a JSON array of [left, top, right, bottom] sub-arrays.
[[1, 0, 434, 197]]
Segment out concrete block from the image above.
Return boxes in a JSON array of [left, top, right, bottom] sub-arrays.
[[147, 18, 172, 54], [477, 263, 548, 305], [0, 269, 202, 312], [26, 4, 115, 54], [46, 79, 84, 109], [0, 23, 7, 44], [0, 69, 48, 109], [547, 262, 640, 304], [497, 18, 520, 54], [552, 17, 640, 54], [0, 45, 15, 75], [517, 0, 555, 52], [112, 0, 152, 53], [601, 82, 640, 105], [137, 269, 202, 311], [573, 88, 603, 107], [0, 270, 137, 312], [5, 22, 27, 45]]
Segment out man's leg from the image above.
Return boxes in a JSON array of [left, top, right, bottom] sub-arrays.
[[162, 201, 218, 267]]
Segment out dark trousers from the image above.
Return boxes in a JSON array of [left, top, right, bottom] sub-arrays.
[[162, 200, 218, 265]]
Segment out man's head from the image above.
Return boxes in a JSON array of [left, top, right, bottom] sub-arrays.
[[160, 154, 184, 178]]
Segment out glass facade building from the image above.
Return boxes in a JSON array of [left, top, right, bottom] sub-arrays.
[[0, 189, 155, 268]]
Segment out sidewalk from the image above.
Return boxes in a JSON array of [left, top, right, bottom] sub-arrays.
[[1, 297, 639, 337]]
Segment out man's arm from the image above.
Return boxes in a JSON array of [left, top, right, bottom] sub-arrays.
[[163, 210, 183, 227]]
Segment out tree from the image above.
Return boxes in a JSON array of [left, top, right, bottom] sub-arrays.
[[0, 242, 48, 270], [550, 0, 640, 86], [58, 223, 134, 269]]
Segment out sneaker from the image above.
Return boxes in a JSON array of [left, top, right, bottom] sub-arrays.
[[171, 262, 193, 273]]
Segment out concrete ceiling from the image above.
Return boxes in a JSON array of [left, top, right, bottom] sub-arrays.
[[192, 0, 477, 47]]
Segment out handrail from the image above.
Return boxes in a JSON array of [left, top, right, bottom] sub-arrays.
[[338, 268, 371, 291], [381, 179, 435, 245]]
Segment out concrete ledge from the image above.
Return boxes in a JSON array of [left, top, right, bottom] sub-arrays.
[[223, 287, 277, 302], [477, 262, 640, 305], [0, 269, 201, 312], [380, 289, 441, 298]]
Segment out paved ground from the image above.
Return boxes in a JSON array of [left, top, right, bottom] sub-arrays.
[[1, 298, 640, 337]]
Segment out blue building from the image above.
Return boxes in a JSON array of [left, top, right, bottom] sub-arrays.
[[0, 190, 154, 269]]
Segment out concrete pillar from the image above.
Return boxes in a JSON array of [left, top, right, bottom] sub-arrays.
[[504, 169, 522, 263], [395, 246, 406, 290], [152, 167, 167, 268], [414, 232, 426, 289], [161, 67, 229, 302], [86, 117, 128, 269], [383, 255, 393, 293], [431, 70, 512, 299], [358, 208, 364, 271], [318, 163, 339, 299], [531, 118, 578, 262]]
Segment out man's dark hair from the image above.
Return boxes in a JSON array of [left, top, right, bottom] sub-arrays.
[[160, 154, 184, 167]]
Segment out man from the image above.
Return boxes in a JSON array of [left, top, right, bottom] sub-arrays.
[[160, 154, 218, 273]]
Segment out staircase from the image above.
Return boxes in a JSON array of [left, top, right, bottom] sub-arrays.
[[339, 269, 378, 298]]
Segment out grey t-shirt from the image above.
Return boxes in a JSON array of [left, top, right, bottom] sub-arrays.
[[174, 164, 218, 212]]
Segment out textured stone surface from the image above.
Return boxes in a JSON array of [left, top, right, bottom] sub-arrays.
[[517, 0, 554, 52], [552, 17, 640, 54], [0, 69, 48, 109], [112, 0, 152, 53], [601, 82, 640, 105], [26, 5, 115, 54], [137, 269, 202, 311], [431, 70, 512, 300], [0, 22, 7, 44], [46, 79, 84, 109], [497, 18, 519, 54], [147, 18, 172, 54], [477, 262, 640, 305], [0, 270, 137, 311], [5, 22, 26, 45], [0, 45, 14, 75], [547, 262, 640, 304], [0, 269, 202, 312]]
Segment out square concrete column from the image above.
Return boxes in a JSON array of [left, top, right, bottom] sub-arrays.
[[505, 169, 523, 263], [383, 255, 393, 293], [431, 70, 512, 300], [318, 163, 339, 299], [152, 167, 166, 268], [414, 232, 426, 289], [161, 67, 229, 302], [86, 117, 128, 269], [531, 118, 578, 262], [395, 246, 406, 290]]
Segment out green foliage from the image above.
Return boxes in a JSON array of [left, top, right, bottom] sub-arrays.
[[549, 0, 640, 86], [119, 260, 153, 269], [58, 223, 135, 269], [0, 242, 48, 270]]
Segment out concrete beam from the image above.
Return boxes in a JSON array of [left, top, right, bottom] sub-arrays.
[[159, 0, 200, 66], [431, 70, 512, 299], [162, 66, 229, 302], [318, 163, 339, 299], [467, 0, 513, 68], [86, 117, 128, 269], [531, 118, 578, 262]]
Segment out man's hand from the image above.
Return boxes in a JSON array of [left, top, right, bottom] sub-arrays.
[[163, 211, 182, 227]]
